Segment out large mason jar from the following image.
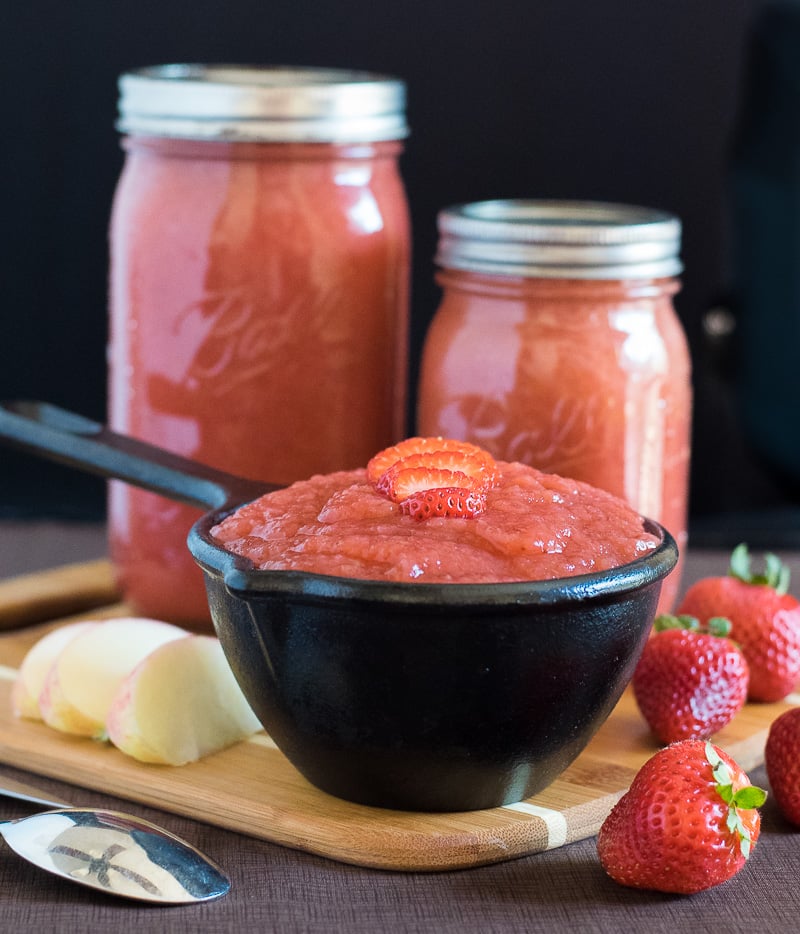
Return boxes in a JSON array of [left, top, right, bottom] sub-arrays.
[[109, 65, 411, 626]]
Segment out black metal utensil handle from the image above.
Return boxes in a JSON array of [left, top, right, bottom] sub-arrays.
[[0, 401, 271, 510]]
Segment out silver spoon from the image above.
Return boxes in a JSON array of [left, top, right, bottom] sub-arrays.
[[0, 775, 230, 904]]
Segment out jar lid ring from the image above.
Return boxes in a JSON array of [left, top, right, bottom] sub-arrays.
[[436, 200, 682, 279], [116, 64, 409, 143]]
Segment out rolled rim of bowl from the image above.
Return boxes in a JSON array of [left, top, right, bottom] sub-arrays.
[[188, 510, 679, 609]]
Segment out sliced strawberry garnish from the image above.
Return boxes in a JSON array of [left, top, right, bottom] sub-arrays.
[[378, 465, 476, 502], [399, 487, 487, 520], [367, 437, 432, 485], [375, 452, 491, 501], [367, 437, 497, 519], [366, 437, 496, 487]]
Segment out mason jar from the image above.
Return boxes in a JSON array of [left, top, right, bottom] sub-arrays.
[[109, 65, 411, 626], [417, 200, 691, 611]]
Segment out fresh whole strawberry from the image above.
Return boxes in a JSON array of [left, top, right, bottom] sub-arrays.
[[677, 544, 800, 702], [597, 740, 766, 894], [633, 614, 749, 745], [765, 706, 800, 826]]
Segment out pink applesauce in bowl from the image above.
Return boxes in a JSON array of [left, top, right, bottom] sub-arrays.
[[195, 436, 674, 812], [210, 445, 659, 584]]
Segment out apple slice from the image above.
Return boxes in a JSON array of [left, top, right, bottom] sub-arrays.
[[12, 621, 99, 720], [106, 635, 262, 765], [39, 617, 188, 738]]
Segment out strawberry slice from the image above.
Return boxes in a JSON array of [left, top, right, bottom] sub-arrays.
[[366, 437, 496, 488], [376, 453, 490, 501], [367, 437, 497, 519], [399, 487, 487, 520], [378, 465, 476, 502]]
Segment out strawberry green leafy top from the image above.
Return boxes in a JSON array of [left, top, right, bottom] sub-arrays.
[[729, 542, 790, 596], [705, 741, 767, 859]]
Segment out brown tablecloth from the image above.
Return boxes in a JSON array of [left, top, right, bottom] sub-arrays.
[[2, 522, 799, 933]]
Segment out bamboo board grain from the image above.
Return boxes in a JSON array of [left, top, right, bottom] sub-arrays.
[[0, 562, 794, 872], [0, 559, 119, 630]]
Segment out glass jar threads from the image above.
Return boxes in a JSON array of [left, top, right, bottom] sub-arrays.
[[417, 200, 691, 611], [109, 65, 411, 625]]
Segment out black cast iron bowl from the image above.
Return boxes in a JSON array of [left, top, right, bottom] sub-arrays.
[[0, 401, 678, 812]]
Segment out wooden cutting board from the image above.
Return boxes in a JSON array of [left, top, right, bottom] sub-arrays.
[[0, 560, 793, 872]]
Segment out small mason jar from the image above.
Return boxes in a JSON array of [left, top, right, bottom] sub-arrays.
[[417, 200, 691, 611], [109, 65, 411, 626]]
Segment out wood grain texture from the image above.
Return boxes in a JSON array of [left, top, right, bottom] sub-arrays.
[[0, 562, 793, 872], [0, 559, 119, 630]]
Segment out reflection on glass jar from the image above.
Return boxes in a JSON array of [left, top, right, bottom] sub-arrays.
[[109, 66, 411, 626], [417, 201, 691, 612]]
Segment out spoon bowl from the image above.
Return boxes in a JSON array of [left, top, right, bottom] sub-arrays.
[[0, 781, 230, 904]]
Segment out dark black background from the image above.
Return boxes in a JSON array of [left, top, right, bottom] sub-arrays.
[[2, 0, 798, 536]]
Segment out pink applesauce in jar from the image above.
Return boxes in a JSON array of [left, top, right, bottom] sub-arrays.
[[210, 448, 659, 583], [416, 202, 691, 611], [108, 66, 410, 626]]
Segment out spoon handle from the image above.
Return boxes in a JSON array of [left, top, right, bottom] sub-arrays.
[[0, 775, 72, 809]]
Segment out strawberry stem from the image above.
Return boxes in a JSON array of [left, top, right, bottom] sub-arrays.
[[654, 614, 700, 632], [654, 613, 732, 638], [729, 542, 790, 595], [707, 616, 733, 638], [705, 741, 767, 860]]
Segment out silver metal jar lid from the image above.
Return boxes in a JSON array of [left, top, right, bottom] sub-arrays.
[[116, 64, 409, 143], [436, 200, 682, 279]]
